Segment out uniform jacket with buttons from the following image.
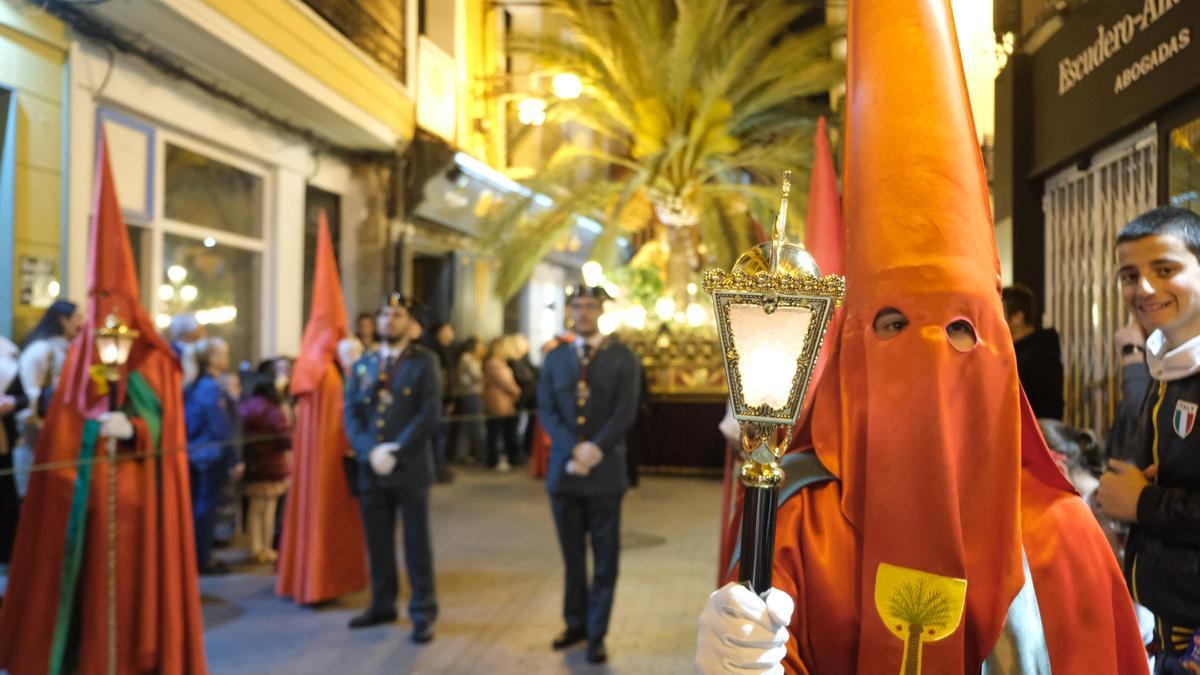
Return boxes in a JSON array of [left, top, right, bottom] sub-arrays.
[[344, 344, 441, 492], [538, 337, 640, 496]]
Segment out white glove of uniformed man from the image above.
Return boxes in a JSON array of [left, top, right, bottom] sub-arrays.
[[98, 411, 135, 441], [696, 582, 794, 675], [369, 443, 400, 475], [565, 441, 604, 476]]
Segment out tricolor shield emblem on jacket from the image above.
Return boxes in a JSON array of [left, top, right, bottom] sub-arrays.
[[1174, 400, 1197, 439]]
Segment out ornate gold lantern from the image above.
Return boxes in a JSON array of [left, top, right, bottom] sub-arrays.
[[95, 312, 139, 409], [703, 172, 844, 593]]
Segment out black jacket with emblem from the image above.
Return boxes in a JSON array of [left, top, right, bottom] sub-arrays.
[[344, 344, 441, 492], [1123, 370, 1200, 630]]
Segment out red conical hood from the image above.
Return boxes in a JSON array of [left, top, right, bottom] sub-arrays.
[[61, 132, 174, 416], [804, 117, 843, 276], [291, 211, 348, 395], [808, 1, 1073, 670]]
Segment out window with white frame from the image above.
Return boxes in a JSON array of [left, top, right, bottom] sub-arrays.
[[100, 109, 266, 366]]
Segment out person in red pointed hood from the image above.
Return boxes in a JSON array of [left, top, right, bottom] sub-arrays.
[[697, 0, 1148, 673], [276, 212, 369, 604], [0, 133, 207, 674]]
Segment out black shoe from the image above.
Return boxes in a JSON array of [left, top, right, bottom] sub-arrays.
[[552, 628, 587, 650], [348, 609, 397, 629], [199, 560, 232, 576], [411, 622, 434, 643], [586, 641, 607, 664]]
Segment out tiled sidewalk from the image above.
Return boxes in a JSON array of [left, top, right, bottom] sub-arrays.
[[201, 469, 721, 674]]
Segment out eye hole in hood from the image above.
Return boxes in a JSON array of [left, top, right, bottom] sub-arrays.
[[946, 318, 977, 352]]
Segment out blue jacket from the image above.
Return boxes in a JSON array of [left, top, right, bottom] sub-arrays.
[[538, 338, 640, 496], [184, 375, 235, 470], [344, 345, 441, 492]]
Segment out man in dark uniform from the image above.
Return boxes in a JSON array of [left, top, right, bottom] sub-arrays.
[[538, 285, 641, 664], [344, 294, 441, 642]]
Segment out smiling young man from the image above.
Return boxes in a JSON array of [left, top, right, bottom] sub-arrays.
[[1099, 206, 1200, 673]]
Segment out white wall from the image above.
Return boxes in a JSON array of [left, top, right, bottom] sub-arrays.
[[66, 39, 358, 360]]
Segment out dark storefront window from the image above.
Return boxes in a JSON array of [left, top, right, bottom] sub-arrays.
[[303, 186, 342, 326], [302, 0, 406, 84], [1169, 115, 1200, 215]]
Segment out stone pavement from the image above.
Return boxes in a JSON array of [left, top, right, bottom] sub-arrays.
[[201, 468, 722, 674]]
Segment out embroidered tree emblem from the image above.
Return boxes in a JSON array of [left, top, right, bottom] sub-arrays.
[[874, 563, 967, 675]]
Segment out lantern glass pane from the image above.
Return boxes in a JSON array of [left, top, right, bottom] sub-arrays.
[[115, 337, 135, 365], [728, 303, 813, 410], [96, 336, 119, 366]]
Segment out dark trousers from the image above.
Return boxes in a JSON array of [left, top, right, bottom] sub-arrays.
[[550, 492, 623, 642], [486, 416, 520, 466], [189, 463, 228, 568], [359, 486, 438, 624], [432, 420, 449, 474], [0, 451, 18, 564], [448, 395, 486, 463]]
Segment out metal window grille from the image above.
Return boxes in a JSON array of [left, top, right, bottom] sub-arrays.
[[1043, 126, 1156, 434]]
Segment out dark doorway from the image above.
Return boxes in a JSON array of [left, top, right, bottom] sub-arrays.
[[411, 253, 454, 327], [303, 186, 342, 326]]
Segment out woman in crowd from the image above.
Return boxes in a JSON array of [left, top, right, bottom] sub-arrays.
[[449, 336, 486, 465], [185, 336, 243, 575], [18, 300, 80, 418], [355, 312, 378, 353], [239, 372, 292, 564], [506, 334, 537, 466], [13, 300, 80, 499], [483, 337, 521, 472]]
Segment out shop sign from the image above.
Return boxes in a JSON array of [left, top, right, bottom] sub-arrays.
[[19, 256, 58, 308], [1030, 0, 1200, 174]]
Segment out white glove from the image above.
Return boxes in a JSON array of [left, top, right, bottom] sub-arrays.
[[565, 458, 590, 476], [98, 412, 135, 441], [696, 582, 794, 675], [573, 441, 603, 468], [369, 443, 400, 475]]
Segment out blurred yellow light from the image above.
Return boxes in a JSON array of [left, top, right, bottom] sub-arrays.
[[167, 265, 187, 284], [517, 98, 546, 126], [581, 261, 604, 287], [552, 73, 583, 99], [598, 313, 619, 336], [625, 305, 646, 330], [655, 297, 676, 321], [158, 284, 175, 301], [180, 285, 198, 303]]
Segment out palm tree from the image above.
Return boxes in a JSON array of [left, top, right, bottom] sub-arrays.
[[482, 0, 842, 302]]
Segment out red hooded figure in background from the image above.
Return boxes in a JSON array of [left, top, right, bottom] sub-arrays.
[[697, 0, 1148, 672], [276, 212, 369, 604]]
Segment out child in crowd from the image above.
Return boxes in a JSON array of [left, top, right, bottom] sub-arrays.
[[238, 372, 292, 564]]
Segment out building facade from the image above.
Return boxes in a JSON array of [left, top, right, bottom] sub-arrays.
[[0, 0, 598, 365], [994, 0, 1200, 430]]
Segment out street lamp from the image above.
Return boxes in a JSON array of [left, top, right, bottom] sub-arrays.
[[703, 172, 844, 594], [94, 311, 139, 675]]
